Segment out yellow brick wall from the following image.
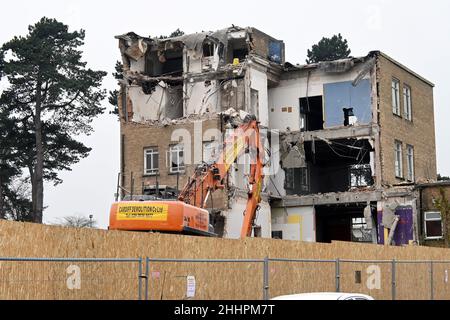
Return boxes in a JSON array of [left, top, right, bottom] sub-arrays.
[[120, 118, 228, 209], [377, 55, 437, 185]]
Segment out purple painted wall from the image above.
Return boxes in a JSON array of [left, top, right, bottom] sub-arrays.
[[377, 206, 414, 246]]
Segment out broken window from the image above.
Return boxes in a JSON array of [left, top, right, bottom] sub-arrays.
[[392, 78, 401, 116], [403, 84, 412, 121], [406, 144, 414, 181], [284, 167, 309, 195], [394, 140, 403, 178], [350, 164, 373, 188], [144, 147, 159, 175], [169, 144, 185, 173], [351, 217, 373, 243], [424, 211, 443, 240]]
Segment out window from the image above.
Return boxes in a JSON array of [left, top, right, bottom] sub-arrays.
[[284, 167, 309, 195], [424, 211, 443, 240], [144, 147, 159, 175], [403, 85, 412, 121], [406, 145, 414, 181], [392, 78, 400, 116], [272, 231, 283, 239], [351, 217, 373, 243], [394, 140, 403, 178], [350, 164, 373, 187], [169, 144, 185, 173]]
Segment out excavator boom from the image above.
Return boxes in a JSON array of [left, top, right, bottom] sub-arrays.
[[109, 119, 264, 238]]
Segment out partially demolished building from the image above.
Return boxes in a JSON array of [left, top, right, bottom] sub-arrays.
[[115, 26, 437, 246]]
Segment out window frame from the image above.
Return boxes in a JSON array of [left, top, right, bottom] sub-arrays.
[[143, 147, 159, 175], [394, 140, 403, 179], [424, 211, 444, 240], [169, 144, 185, 174], [392, 78, 401, 116], [406, 144, 414, 182], [403, 84, 412, 121]]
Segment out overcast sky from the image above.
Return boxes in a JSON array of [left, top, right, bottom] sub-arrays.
[[1, 0, 449, 228]]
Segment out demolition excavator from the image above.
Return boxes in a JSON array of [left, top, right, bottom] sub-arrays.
[[109, 118, 264, 238]]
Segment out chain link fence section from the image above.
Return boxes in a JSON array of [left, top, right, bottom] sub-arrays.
[[0, 257, 143, 300], [2, 256, 450, 300], [145, 258, 265, 300]]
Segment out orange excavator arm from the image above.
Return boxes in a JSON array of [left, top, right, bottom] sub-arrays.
[[178, 119, 265, 238]]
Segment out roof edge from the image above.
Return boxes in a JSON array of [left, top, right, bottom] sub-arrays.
[[372, 51, 435, 87]]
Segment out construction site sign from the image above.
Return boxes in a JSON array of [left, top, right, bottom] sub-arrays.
[[116, 203, 169, 221]]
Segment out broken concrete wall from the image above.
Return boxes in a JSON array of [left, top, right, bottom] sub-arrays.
[[268, 59, 373, 131], [220, 78, 246, 112], [184, 80, 220, 115], [271, 206, 315, 241], [248, 66, 269, 127], [249, 28, 285, 64], [126, 83, 183, 122], [222, 196, 271, 239]]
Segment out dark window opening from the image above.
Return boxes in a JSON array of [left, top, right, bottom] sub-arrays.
[[300, 96, 324, 131], [227, 38, 248, 64], [233, 48, 248, 62], [284, 167, 309, 195], [315, 203, 376, 244], [304, 139, 374, 194], [272, 230, 283, 239], [355, 271, 362, 284], [145, 49, 183, 77], [203, 42, 214, 57]]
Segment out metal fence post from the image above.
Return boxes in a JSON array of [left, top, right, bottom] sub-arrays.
[[430, 261, 434, 300], [263, 257, 269, 300], [335, 259, 341, 292], [145, 257, 150, 301], [138, 258, 143, 300], [391, 259, 396, 300]]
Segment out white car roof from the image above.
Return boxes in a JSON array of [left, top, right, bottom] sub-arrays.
[[271, 292, 374, 300]]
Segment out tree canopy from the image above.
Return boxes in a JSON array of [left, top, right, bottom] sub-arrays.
[[0, 17, 107, 223], [306, 33, 351, 64]]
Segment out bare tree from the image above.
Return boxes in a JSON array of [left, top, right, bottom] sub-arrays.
[[54, 214, 97, 228]]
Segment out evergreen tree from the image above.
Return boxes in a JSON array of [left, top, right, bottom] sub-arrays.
[[0, 17, 107, 223], [306, 33, 351, 64]]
